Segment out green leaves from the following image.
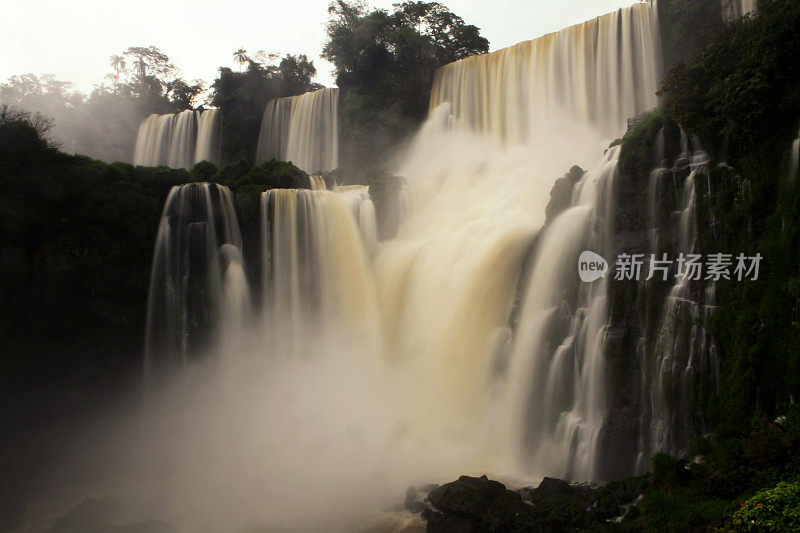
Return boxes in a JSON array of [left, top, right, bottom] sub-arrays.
[[322, 0, 488, 167], [730, 481, 800, 532]]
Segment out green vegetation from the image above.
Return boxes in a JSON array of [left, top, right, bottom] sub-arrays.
[[323, 0, 489, 167], [210, 53, 321, 163], [0, 105, 308, 388], [0, 47, 205, 162], [600, 1, 800, 529], [660, 0, 800, 437], [657, 0, 724, 68], [730, 481, 800, 531]]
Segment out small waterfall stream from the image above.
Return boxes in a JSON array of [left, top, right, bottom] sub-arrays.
[[723, 0, 757, 22], [256, 88, 339, 173], [133, 109, 221, 169], [635, 132, 718, 470], [790, 127, 800, 182], [144, 182, 246, 377]]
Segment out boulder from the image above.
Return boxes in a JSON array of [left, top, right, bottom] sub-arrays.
[[425, 475, 537, 532], [529, 477, 574, 503]]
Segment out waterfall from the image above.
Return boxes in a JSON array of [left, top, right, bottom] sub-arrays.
[[635, 132, 718, 471], [137, 4, 672, 521], [255, 88, 339, 173], [723, 0, 756, 22], [144, 182, 247, 377], [430, 2, 661, 140], [373, 1, 663, 478], [790, 127, 800, 182], [133, 109, 222, 169], [503, 148, 619, 480], [195, 109, 222, 166], [260, 184, 380, 356]]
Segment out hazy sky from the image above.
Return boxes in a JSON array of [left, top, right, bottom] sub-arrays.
[[1, 0, 638, 94]]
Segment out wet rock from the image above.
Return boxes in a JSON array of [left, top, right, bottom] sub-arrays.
[[405, 486, 418, 510], [422, 475, 646, 532], [545, 165, 585, 223], [425, 475, 537, 532], [421, 508, 475, 533], [529, 477, 574, 503]]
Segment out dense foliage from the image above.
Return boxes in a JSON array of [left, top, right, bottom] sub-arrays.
[[601, 1, 800, 529], [658, 0, 800, 435], [657, 0, 725, 67], [730, 481, 800, 531], [210, 54, 321, 163], [661, 0, 800, 160], [0, 105, 308, 389], [323, 0, 489, 167]]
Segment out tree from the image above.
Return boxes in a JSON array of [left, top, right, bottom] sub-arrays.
[[210, 54, 322, 163], [109, 55, 126, 91], [322, 0, 489, 167], [168, 79, 205, 110], [233, 48, 249, 72], [278, 55, 317, 95]]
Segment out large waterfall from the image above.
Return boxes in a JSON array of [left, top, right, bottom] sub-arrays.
[[430, 3, 661, 140], [378, 1, 664, 480], [255, 88, 339, 173], [133, 109, 222, 169], [135, 1, 684, 528]]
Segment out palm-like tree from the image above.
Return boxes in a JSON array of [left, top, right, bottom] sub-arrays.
[[233, 47, 249, 71], [134, 56, 148, 79], [109, 55, 126, 90]]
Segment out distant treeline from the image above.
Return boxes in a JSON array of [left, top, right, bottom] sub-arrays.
[[0, 2, 490, 174]]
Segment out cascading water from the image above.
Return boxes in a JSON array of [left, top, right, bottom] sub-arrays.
[[133, 109, 222, 169], [144, 182, 247, 377], [131, 1, 684, 528], [790, 127, 800, 182], [255, 88, 339, 173], [635, 131, 718, 471], [194, 108, 222, 166], [375, 1, 664, 479], [501, 148, 619, 481], [430, 3, 661, 140], [723, 0, 757, 22], [260, 183, 380, 357]]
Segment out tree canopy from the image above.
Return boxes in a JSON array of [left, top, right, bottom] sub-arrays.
[[323, 0, 489, 167], [209, 53, 322, 163]]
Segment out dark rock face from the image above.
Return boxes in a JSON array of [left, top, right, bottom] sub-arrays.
[[545, 165, 585, 224], [405, 486, 419, 510], [424, 475, 537, 532], [422, 475, 644, 532], [525, 477, 574, 503]]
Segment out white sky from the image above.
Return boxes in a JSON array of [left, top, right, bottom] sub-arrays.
[[0, 0, 639, 94]]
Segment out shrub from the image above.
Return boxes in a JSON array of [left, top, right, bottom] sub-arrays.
[[728, 481, 800, 532]]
